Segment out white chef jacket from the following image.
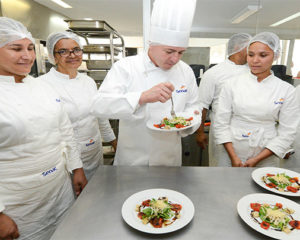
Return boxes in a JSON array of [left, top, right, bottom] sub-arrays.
[[0, 75, 82, 240], [91, 52, 201, 166], [214, 71, 300, 167], [198, 59, 248, 166], [37, 68, 115, 180], [283, 85, 300, 167]]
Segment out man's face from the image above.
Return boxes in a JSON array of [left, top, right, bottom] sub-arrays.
[[148, 45, 186, 70]]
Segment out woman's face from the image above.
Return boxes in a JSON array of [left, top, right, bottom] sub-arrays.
[[0, 38, 35, 76], [54, 39, 82, 71], [247, 42, 274, 76]]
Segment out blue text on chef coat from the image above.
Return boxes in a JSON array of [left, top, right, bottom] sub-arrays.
[[274, 98, 284, 104], [56, 99, 61, 102], [86, 141, 95, 147], [176, 89, 188, 93], [42, 167, 57, 177]]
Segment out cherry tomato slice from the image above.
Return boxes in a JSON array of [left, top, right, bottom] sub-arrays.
[[150, 217, 163, 228], [250, 203, 261, 212], [276, 203, 283, 208], [142, 199, 151, 206], [171, 204, 182, 212], [266, 173, 275, 177], [287, 186, 299, 193], [138, 212, 145, 219], [260, 221, 270, 230], [266, 183, 276, 188], [185, 117, 193, 121], [289, 220, 300, 229]]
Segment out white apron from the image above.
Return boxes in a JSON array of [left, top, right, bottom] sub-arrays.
[[0, 76, 81, 240], [217, 119, 279, 167], [0, 145, 74, 240]]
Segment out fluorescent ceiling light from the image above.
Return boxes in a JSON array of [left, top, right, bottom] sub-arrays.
[[231, 5, 262, 24], [51, 0, 72, 8], [270, 12, 300, 27], [84, 18, 93, 20]]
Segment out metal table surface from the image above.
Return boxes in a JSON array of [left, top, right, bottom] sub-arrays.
[[50, 166, 300, 240]]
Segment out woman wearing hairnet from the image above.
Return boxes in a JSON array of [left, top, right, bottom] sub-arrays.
[[197, 33, 251, 166], [0, 17, 87, 240], [37, 32, 117, 181], [214, 32, 300, 167]]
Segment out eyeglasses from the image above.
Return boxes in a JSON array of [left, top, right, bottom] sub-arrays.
[[54, 48, 83, 57]]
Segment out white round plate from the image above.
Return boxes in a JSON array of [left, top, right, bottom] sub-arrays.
[[121, 188, 195, 234], [146, 112, 200, 132], [237, 193, 300, 240], [252, 167, 300, 197]]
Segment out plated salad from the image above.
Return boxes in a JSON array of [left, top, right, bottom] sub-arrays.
[[135, 197, 182, 228], [153, 117, 193, 130], [262, 173, 300, 193], [250, 202, 300, 234]]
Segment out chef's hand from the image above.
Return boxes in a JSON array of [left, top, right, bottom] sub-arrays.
[[196, 131, 208, 150], [0, 213, 19, 240], [110, 139, 117, 152], [244, 158, 258, 167], [139, 82, 174, 105], [72, 168, 88, 197], [231, 157, 244, 167]]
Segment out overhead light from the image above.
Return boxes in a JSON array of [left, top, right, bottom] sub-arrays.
[[83, 18, 93, 21], [270, 12, 300, 27], [231, 5, 262, 24], [51, 0, 72, 8]]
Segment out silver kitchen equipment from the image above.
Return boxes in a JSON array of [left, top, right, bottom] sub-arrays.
[[85, 60, 113, 70], [86, 70, 107, 80], [83, 44, 121, 55]]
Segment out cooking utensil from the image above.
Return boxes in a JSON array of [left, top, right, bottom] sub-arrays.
[[170, 96, 176, 118]]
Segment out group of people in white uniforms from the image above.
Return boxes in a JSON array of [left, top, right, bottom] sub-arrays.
[[0, 0, 201, 239], [197, 33, 252, 166], [37, 31, 117, 180], [1, 0, 300, 239], [213, 32, 300, 167], [0, 17, 87, 240], [91, 0, 201, 166]]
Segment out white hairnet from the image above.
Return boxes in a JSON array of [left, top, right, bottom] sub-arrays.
[[0, 17, 34, 48], [47, 31, 83, 65], [248, 32, 281, 60], [227, 33, 252, 57]]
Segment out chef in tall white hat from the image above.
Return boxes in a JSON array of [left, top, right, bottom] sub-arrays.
[[91, 0, 201, 166]]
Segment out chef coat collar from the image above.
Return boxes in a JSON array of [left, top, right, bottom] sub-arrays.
[[225, 58, 237, 65], [51, 67, 79, 80], [249, 70, 275, 83], [0, 75, 19, 84]]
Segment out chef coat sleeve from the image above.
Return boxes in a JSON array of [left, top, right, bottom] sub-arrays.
[[266, 87, 300, 158], [58, 106, 83, 172], [179, 66, 202, 137], [91, 59, 145, 120], [98, 118, 116, 142], [198, 69, 216, 110], [214, 81, 234, 144], [0, 200, 4, 212]]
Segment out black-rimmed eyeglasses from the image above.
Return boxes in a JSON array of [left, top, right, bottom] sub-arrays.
[[54, 48, 83, 57]]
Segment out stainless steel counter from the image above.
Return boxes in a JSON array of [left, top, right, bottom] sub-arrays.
[[50, 166, 300, 240]]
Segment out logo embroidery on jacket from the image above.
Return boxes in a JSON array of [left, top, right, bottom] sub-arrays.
[[274, 98, 284, 104], [176, 85, 187, 93], [42, 167, 57, 177], [56, 98, 61, 102], [242, 132, 251, 138], [86, 139, 95, 147]]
